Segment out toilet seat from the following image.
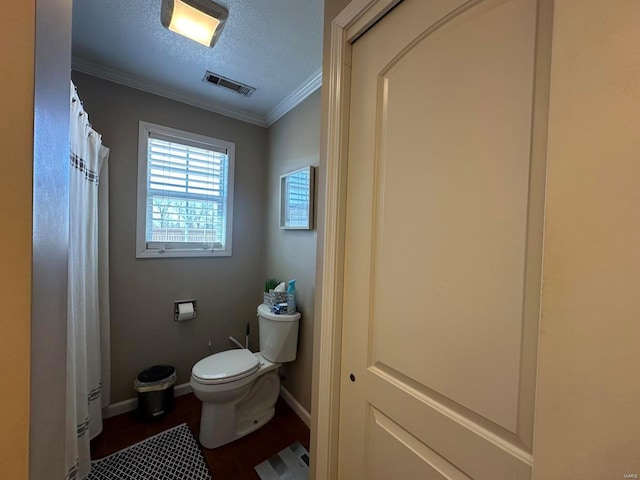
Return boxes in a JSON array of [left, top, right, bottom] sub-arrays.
[[192, 349, 259, 385]]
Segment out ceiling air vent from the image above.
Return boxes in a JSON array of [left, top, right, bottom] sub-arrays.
[[203, 71, 256, 97]]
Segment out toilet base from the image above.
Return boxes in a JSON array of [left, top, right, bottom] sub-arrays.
[[198, 369, 280, 449]]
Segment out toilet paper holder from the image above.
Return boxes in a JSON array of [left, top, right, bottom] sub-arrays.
[[174, 299, 197, 322]]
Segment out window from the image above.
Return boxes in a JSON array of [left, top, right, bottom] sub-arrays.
[[136, 121, 234, 258]]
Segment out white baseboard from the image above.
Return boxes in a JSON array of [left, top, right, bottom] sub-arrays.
[[102, 382, 193, 419], [102, 397, 136, 419], [174, 382, 193, 397], [102, 381, 310, 429], [280, 386, 311, 428]]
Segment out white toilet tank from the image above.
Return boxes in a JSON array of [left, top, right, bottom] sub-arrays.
[[257, 304, 300, 363]]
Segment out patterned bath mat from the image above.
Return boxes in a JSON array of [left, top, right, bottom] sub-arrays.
[[87, 423, 211, 480], [254, 441, 309, 480]]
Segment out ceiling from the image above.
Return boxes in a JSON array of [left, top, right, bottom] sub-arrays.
[[71, 0, 324, 127]]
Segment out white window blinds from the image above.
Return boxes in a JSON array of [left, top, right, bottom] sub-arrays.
[[137, 122, 234, 258], [284, 169, 311, 227]]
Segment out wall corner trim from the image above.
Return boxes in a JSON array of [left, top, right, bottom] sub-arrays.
[[312, 1, 402, 479]]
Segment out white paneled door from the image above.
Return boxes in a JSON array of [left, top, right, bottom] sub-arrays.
[[338, 0, 551, 478]]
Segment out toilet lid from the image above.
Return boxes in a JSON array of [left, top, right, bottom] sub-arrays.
[[192, 349, 259, 384]]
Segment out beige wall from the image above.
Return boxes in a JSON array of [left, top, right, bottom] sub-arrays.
[[265, 90, 321, 413], [0, 2, 35, 478], [72, 72, 268, 403], [533, 1, 640, 477]]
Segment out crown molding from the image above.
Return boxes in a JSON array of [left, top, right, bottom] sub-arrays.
[[72, 57, 323, 129], [265, 68, 322, 127], [72, 57, 269, 127]]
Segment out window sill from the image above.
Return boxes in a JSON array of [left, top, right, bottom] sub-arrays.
[[136, 248, 232, 259]]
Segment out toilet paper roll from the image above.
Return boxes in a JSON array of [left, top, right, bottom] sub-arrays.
[[177, 302, 194, 321]]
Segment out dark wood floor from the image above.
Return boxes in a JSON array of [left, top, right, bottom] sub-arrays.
[[91, 393, 310, 480]]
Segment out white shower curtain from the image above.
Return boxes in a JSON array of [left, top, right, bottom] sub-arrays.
[[66, 82, 111, 480]]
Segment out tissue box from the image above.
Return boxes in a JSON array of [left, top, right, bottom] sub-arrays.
[[263, 291, 296, 314], [264, 291, 287, 308]]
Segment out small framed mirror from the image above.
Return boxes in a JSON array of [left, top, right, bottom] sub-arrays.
[[280, 166, 315, 230]]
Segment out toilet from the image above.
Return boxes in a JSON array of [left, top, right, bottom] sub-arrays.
[[190, 304, 300, 449]]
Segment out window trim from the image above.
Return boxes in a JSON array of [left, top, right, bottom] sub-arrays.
[[136, 121, 235, 258]]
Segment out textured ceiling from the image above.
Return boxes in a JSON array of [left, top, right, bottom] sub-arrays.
[[72, 0, 324, 126]]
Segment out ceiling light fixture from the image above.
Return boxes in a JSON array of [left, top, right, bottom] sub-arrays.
[[161, 0, 228, 48]]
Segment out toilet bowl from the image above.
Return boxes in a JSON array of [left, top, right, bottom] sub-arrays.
[[190, 304, 300, 449]]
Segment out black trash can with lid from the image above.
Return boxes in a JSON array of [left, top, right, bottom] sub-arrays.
[[134, 365, 176, 420]]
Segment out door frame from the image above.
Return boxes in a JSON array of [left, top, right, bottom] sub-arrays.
[[312, 1, 402, 479]]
